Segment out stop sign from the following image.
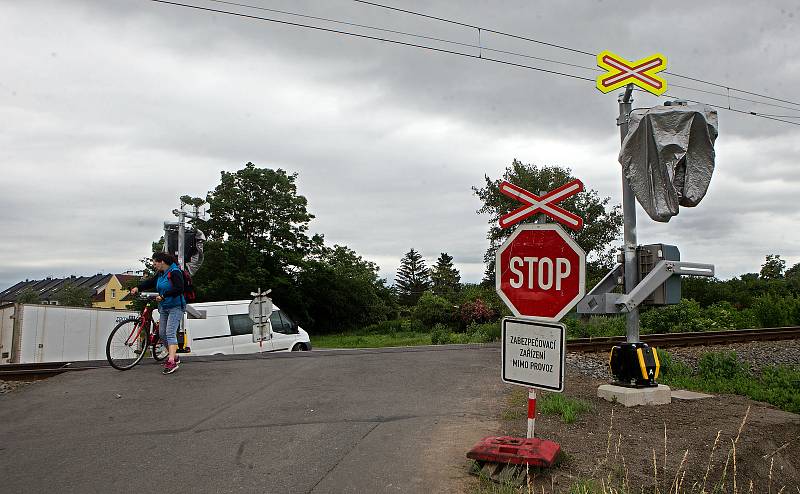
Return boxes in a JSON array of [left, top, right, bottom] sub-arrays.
[[495, 224, 586, 321]]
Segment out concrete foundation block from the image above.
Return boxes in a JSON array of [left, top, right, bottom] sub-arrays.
[[597, 384, 671, 407]]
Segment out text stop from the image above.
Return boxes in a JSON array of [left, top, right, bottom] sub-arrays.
[[508, 256, 571, 291]]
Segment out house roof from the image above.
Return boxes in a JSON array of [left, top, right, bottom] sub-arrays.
[[0, 274, 131, 303]]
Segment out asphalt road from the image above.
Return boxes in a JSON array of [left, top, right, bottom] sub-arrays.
[[0, 345, 504, 493]]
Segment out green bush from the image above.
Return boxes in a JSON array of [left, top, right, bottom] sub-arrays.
[[697, 351, 751, 380], [656, 349, 692, 380], [413, 292, 456, 329], [754, 365, 800, 413], [751, 293, 800, 327], [457, 283, 509, 317], [430, 322, 500, 345], [430, 324, 453, 345], [565, 315, 625, 339], [354, 318, 424, 335], [640, 299, 704, 333], [467, 321, 501, 342]]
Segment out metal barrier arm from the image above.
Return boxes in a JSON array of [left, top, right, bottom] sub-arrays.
[[616, 261, 714, 313]]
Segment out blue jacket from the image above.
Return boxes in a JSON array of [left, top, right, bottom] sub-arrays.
[[137, 263, 185, 310]]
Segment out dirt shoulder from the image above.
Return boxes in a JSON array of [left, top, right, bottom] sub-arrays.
[[464, 358, 800, 492]]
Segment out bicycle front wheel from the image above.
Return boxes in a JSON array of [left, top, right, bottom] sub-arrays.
[[106, 317, 148, 370]]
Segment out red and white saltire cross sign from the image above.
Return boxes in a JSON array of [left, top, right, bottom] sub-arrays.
[[498, 180, 584, 230]]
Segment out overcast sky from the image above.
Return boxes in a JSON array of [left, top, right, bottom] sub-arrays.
[[2, 0, 799, 291]]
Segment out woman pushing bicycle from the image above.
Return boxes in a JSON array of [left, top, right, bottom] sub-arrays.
[[130, 252, 185, 374]]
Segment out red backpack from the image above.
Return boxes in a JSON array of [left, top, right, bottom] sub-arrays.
[[168, 267, 196, 304]]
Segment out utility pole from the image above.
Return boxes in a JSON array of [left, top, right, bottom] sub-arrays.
[[171, 200, 205, 270], [617, 83, 640, 343]]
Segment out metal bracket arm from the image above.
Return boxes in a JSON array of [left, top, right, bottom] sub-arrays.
[[616, 261, 714, 312], [577, 264, 623, 315]]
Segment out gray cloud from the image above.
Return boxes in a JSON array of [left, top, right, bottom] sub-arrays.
[[1, 0, 799, 291]]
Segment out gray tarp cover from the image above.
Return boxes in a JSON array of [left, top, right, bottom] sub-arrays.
[[186, 229, 205, 276], [618, 104, 718, 222]]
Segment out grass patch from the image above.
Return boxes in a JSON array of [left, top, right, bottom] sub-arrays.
[[312, 331, 431, 348], [658, 349, 800, 413], [537, 393, 592, 424], [500, 389, 592, 424]]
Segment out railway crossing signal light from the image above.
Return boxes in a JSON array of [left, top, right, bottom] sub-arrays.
[[609, 342, 661, 387]]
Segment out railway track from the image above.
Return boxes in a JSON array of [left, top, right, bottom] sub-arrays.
[[2, 327, 798, 380], [0, 361, 104, 381], [566, 326, 800, 353]]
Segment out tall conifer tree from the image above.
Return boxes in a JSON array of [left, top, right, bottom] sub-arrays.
[[395, 248, 431, 306], [430, 252, 461, 299]]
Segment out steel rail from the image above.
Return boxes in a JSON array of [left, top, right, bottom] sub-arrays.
[[1, 326, 798, 378], [0, 362, 104, 381], [566, 326, 800, 353]]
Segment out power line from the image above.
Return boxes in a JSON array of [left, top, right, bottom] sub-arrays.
[[205, 0, 800, 115], [636, 88, 800, 127], [352, 0, 800, 110], [205, 0, 601, 74], [352, 0, 595, 57], [149, 0, 800, 126], [149, 0, 594, 83]]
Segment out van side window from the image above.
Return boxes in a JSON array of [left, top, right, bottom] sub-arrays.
[[228, 314, 254, 336], [270, 310, 298, 334]]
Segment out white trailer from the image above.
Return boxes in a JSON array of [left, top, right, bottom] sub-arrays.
[[0, 303, 137, 364]]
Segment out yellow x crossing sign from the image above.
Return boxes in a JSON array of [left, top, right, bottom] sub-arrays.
[[596, 51, 667, 96]]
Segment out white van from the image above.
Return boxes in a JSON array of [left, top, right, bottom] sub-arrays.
[[184, 300, 311, 356]]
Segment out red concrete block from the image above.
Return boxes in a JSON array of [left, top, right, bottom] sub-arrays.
[[466, 436, 561, 467]]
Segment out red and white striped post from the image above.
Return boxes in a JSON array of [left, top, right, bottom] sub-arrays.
[[527, 387, 536, 438]]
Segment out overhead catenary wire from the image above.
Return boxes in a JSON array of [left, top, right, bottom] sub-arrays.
[[149, 0, 594, 83], [352, 0, 800, 110], [205, 0, 800, 116], [203, 0, 602, 74], [202, 1, 800, 114], [635, 87, 800, 127], [149, 0, 800, 126]]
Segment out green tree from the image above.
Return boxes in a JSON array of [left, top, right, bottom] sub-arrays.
[[430, 252, 461, 300], [54, 283, 92, 307], [295, 245, 396, 333], [203, 163, 323, 266], [191, 163, 324, 321], [760, 254, 786, 280], [15, 288, 40, 304], [473, 159, 623, 286], [395, 248, 431, 306]]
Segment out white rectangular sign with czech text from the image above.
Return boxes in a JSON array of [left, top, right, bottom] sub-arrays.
[[501, 317, 566, 392]]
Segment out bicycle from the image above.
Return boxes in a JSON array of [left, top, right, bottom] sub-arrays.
[[106, 294, 169, 370]]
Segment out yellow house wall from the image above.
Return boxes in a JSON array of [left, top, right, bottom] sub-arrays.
[[92, 276, 133, 309]]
